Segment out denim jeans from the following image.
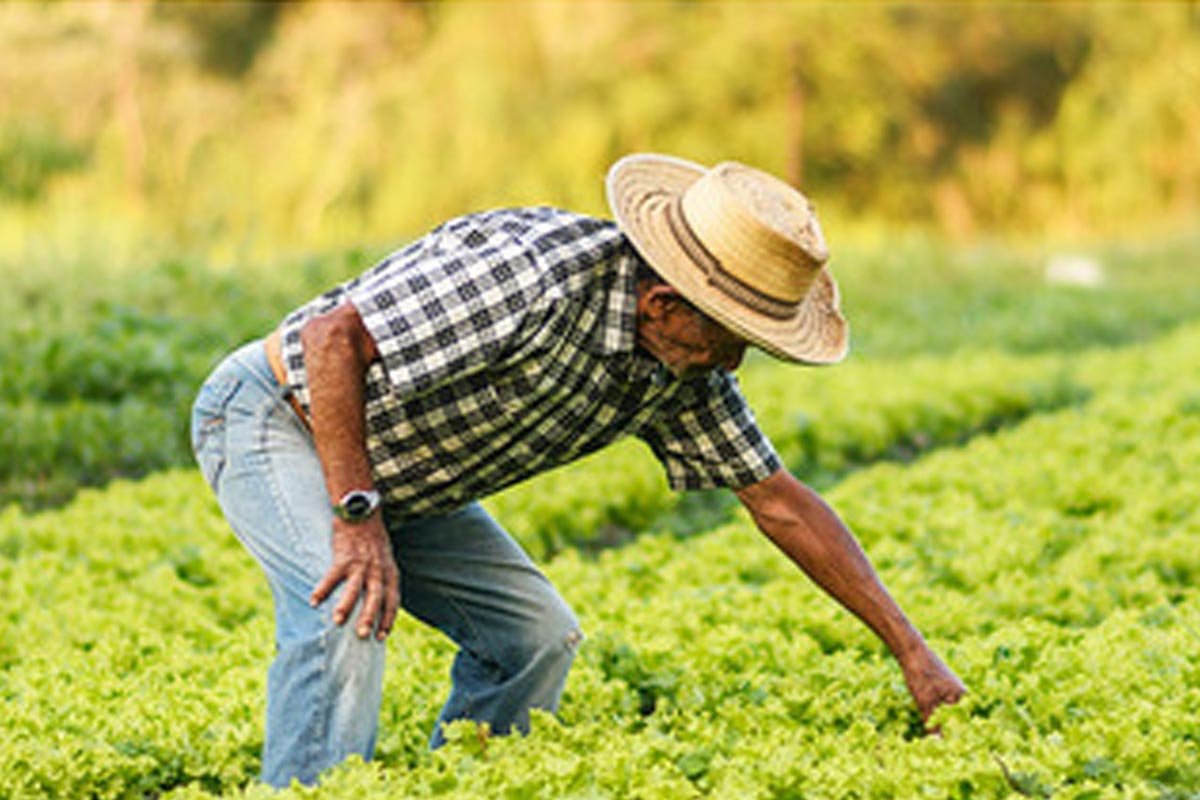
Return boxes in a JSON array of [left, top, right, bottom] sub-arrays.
[[190, 341, 582, 788]]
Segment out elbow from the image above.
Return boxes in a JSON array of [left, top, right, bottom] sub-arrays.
[[300, 303, 378, 366], [300, 313, 345, 355], [737, 469, 812, 533]]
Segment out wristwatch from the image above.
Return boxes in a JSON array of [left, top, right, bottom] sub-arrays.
[[332, 488, 382, 523]]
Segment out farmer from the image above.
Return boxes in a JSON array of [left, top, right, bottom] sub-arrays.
[[191, 153, 965, 787]]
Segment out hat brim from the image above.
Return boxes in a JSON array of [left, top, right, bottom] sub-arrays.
[[606, 153, 849, 365]]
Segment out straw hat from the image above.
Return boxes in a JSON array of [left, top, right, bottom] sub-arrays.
[[606, 153, 848, 365]]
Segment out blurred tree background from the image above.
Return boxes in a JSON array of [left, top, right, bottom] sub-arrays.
[[1, 0, 1197, 266], [2, 1, 1200, 512]]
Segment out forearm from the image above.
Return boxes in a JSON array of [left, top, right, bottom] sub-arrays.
[[297, 304, 399, 640], [739, 469, 966, 721], [300, 309, 376, 500], [741, 473, 924, 663]]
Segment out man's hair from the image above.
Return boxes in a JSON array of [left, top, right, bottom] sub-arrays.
[[634, 256, 711, 319], [634, 257, 668, 288]]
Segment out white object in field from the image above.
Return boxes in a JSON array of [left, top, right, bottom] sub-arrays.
[[1045, 254, 1106, 288]]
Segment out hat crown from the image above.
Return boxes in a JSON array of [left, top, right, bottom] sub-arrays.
[[681, 162, 828, 305]]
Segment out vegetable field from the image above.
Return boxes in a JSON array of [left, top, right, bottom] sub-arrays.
[[2, 234, 1198, 798], [4, 4, 1200, 797]]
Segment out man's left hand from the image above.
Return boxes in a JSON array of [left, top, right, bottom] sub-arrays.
[[900, 646, 967, 727]]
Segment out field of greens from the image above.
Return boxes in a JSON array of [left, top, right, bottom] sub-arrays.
[[2, 233, 1199, 798], [4, 4, 1199, 796]]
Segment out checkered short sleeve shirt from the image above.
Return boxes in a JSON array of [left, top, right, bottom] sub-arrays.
[[279, 207, 782, 518]]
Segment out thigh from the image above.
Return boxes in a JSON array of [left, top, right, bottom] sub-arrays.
[[389, 503, 579, 667], [203, 346, 337, 638]]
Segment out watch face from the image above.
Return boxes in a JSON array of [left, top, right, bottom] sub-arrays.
[[344, 493, 372, 518], [337, 490, 379, 521]]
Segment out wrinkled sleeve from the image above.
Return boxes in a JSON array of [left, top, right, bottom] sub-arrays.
[[637, 372, 783, 491]]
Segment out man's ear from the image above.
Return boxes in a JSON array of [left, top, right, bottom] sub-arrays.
[[638, 284, 685, 321]]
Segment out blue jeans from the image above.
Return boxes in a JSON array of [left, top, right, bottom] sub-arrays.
[[190, 341, 582, 787]]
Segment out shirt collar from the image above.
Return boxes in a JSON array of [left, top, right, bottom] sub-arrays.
[[592, 243, 642, 356], [591, 242, 687, 386]]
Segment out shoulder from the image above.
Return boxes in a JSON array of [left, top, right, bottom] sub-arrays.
[[348, 207, 632, 333], [370, 207, 626, 280], [450, 207, 631, 296], [434, 207, 621, 252]]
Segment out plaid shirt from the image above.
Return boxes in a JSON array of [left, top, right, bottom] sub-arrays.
[[279, 207, 782, 518]]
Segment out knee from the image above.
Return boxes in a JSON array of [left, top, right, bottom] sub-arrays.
[[501, 606, 583, 675], [274, 617, 387, 684], [274, 584, 387, 682], [326, 621, 387, 683], [544, 620, 584, 670]]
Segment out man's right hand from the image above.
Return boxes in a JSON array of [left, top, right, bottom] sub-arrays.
[[310, 516, 401, 641]]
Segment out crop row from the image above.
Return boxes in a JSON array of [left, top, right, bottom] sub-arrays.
[[0, 306, 217, 509], [1, 324, 1197, 797], [4, 233, 1199, 511]]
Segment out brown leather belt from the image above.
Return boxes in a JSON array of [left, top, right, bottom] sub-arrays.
[[264, 329, 312, 430]]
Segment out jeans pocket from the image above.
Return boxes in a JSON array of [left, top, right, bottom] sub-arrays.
[[191, 377, 243, 489]]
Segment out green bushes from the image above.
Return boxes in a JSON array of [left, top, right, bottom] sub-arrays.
[[0, 398, 180, 506], [0, 252, 355, 510], [0, 306, 209, 509], [0, 123, 89, 204]]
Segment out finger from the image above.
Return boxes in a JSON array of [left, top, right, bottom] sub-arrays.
[[334, 572, 365, 626], [310, 564, 347, 608], [356, 569, 384, 638], [377, 573, 401, 641]]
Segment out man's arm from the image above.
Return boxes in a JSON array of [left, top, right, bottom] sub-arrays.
[[300, 302, 401, 641], [735, 468, 965, 723]]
